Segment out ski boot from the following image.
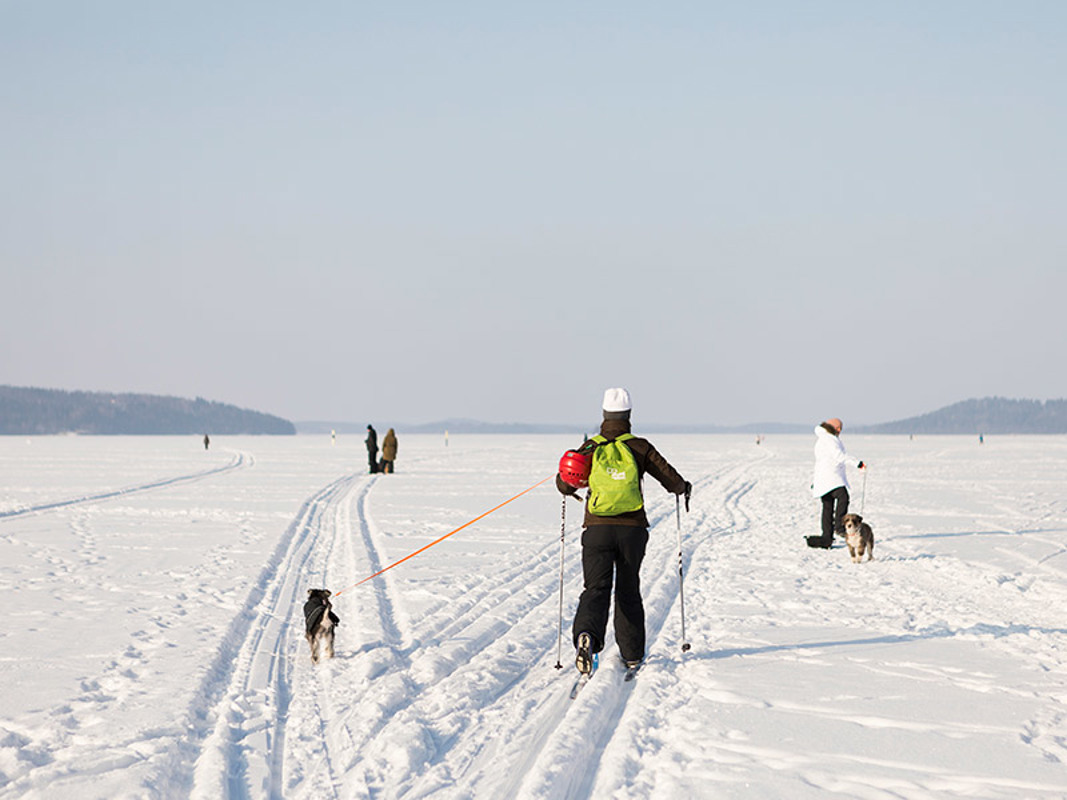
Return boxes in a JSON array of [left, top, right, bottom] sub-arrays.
[[575, 632, 596, 675]]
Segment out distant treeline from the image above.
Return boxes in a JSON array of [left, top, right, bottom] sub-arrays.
[[0, 386, 295, 435], [855, 397, 1067, 435], [10, 387, 1062, 437]]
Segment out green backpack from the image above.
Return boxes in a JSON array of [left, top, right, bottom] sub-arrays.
[[587, 434, 644, 516]]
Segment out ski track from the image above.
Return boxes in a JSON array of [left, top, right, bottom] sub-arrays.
[[0, 450, 258, 800], [261, 450, 770, 800], [0, 451, 251, 521], [154, 470, 368, 800], [511, 454, 766, 800], [300, 484, 580, 798]]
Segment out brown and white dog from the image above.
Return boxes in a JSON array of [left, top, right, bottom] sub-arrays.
[[303, 589, 340, 663], [842, 513, 875, 563]]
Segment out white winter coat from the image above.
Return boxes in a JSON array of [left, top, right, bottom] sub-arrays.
[[811, 425, 859, 498]]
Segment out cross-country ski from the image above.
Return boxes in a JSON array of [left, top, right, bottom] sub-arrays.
[[569, 673, 591, 700]]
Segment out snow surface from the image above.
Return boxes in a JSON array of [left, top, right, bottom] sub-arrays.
[[1, 433, 1066, 799]]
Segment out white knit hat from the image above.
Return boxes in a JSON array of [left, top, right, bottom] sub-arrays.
[[602, 387, 632, 412]]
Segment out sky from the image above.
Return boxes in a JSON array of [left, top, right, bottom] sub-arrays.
[[3, 1, 1066, 428]]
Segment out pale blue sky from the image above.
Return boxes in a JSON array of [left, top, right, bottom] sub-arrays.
[[3, 2, 1065, 427]]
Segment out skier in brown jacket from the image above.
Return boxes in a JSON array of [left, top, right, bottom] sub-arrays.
[[556, 388, 690, 674]]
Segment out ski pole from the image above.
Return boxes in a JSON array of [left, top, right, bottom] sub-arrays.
[[676, 495, 691, 652], [860, 467, 868, 515], [555, 495, 566, 670]]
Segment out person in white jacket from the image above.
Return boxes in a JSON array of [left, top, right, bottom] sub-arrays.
[[807, 418, 865, 549]]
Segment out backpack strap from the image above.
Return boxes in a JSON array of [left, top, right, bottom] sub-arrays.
[[589, 433, 634, 445], [580, 433, 635, 457], [577, 436, 604, 454]]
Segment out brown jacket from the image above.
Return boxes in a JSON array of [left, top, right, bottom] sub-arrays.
[[556, 418, 687, 528], [381, 429, 398, 461]]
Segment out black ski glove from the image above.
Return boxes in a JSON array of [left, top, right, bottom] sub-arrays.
[[683, 481, 692, 512]]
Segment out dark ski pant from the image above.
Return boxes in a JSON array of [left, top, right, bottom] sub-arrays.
[[367, 451, 378, 473], [572, 524, 649, 663], [819, 486, 849, 546]]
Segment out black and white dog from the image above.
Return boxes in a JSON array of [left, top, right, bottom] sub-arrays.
[[303, 589, 340, 663]]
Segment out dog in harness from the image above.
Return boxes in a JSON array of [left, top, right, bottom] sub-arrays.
[[303, 589, 340, 663]]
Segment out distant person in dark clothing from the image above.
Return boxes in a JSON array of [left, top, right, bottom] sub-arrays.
[[380, 428, 398, 473], [366, 425, 379, 474], [204, 434, 210, 450]]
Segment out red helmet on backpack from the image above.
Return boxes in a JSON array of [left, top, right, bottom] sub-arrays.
[[558, 449, 592, 488]]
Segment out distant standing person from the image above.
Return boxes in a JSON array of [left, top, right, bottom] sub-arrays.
[[365, 425, 379, 474], [808, 418, 865, 549], [380, 428, 398, 473], [556, 388, 690, 674], [203, 434, 210, 451]]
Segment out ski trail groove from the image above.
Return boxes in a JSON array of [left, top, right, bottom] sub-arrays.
[[352, 479, 407, 649], [285, 453, 768, 798], [510, 454, 764, 799], [294, 474, 573, 797], [390, 457, 764, 799], [0, 451, 251, 520], [148, 470, 364, 799]]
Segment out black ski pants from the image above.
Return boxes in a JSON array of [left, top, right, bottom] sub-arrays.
[[819, 486, 850, 546], [572, 524, 649, 663]]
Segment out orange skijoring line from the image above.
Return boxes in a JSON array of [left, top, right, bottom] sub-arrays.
[[333, 474, 554, 597]]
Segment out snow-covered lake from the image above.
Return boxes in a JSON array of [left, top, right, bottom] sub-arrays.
[[1, 433, 1065, 799]]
